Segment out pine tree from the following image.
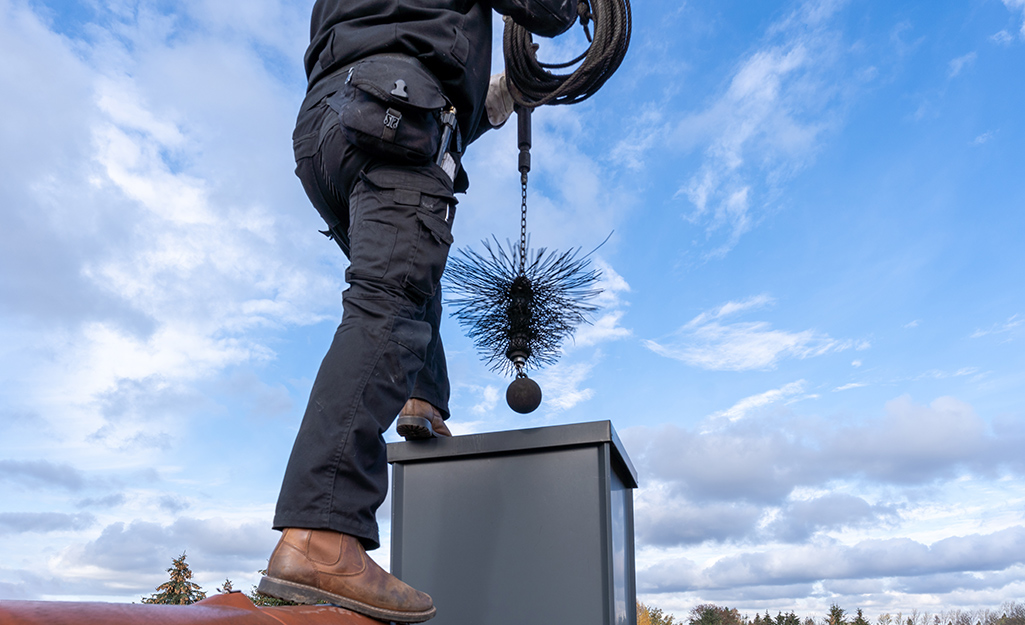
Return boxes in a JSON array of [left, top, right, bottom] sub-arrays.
[[142, 552, 207, 605], [853, 609, 871, 625], [828, 605, 848, 625], [776, 611, 800, 625], [217, 579, 234, 594]]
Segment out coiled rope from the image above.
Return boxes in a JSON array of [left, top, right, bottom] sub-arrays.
[[502, 0, 632, 107]]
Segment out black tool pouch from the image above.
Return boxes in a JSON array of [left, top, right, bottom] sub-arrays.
[[327, 55, 449, 164]]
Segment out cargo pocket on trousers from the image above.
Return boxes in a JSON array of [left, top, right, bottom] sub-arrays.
[[405, 192, 456, 302], [357, 166, 456, 301], [349, 219, 398, 280]]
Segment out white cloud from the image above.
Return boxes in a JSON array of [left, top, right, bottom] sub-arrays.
[[645, 295, 854, 371], [575, 310, 632, 347], [654, 2, 858, 256], [766, 493, 899, 543], [0, 512, 96, 534], [472, 385, 500, 417], [1002, 0, 1025, 37], [973, 131, 996, 145], [621, 395, 1025, 515], [827, 395, 993, 482], [669, 526, 1025, 590], [711, 380, 809, 421], [537, 361, 596, 412], [911, 367, 980, 381], [948, 52, 977, 78], [834, 382, 866, 391], [646, 321, 839, 370], [180, 0, 307, 54], [635, 484, 764, 546], [624, 423, 809, 505], [48, 516, 278, 595], [991, 29, 1015, 45], [443, 382, 503, 433], [0, 460, 87, 492], [572, 258, 633, 347], [95, 77, 187, 148], [971, 314, 1023, 340], [687, 293, 775, 327], [0, 0, 346, 453], [610, 105, 670, 171], [92, 122, 212, 225], [590, 258, 632, 308]]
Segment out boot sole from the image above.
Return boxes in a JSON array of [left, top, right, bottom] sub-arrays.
[[396, 416, 435, 440], [258, 575, 436, 623]]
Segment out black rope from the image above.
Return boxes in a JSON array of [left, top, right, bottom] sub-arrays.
[[503, 0, 631, 107]]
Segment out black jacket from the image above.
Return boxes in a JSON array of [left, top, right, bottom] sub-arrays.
[[304, 0, 577, 144]]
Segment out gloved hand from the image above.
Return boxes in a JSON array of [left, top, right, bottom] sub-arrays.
[[485, 72, 515, 127]]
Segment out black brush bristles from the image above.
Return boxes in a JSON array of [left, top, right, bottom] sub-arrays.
[[444, 238, 603, 375]]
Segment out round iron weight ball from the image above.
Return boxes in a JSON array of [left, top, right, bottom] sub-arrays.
[[506, 376, 542, 414]]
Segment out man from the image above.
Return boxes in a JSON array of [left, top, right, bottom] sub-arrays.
[[258, 0, 577, 622]]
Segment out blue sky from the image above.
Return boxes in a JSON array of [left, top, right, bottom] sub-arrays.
[[1, 0, 1024, 619]]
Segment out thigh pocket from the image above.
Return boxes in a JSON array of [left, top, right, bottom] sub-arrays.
[[406, 194, 457, 301], [349, 219, 398, 279], [354, 166, 456, 300]]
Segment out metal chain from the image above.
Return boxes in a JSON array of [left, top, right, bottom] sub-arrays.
[[519, 172, 528, 275], [516, 172, 529, 376]]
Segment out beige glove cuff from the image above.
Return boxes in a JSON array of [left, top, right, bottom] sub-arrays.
[[485, 72, 515, 127]]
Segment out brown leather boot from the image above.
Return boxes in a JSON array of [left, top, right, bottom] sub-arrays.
[[258, 528, 436, 623], [396, 398, 452, 440]]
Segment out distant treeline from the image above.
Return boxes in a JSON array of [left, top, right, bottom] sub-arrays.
[[638, 601, 1025, 625]]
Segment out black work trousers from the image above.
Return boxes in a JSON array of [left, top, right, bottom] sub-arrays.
[[273, 99, 456, 550]]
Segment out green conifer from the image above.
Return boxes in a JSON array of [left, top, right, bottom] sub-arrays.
[[141, 552, 207, 605]]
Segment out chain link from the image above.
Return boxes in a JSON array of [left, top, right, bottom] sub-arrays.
[[519, 173, 528, 275]]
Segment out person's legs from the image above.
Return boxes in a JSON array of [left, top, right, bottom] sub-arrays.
[[410, 285, 450, 416], [296, 100, 452, 434], [396, 285, 453, 439], [274, 161, 456, 545], [272, 291, 421, 541], [266, 105, 455, 620]]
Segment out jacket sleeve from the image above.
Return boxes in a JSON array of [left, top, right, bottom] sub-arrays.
[[488, 0, 577, 38]]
